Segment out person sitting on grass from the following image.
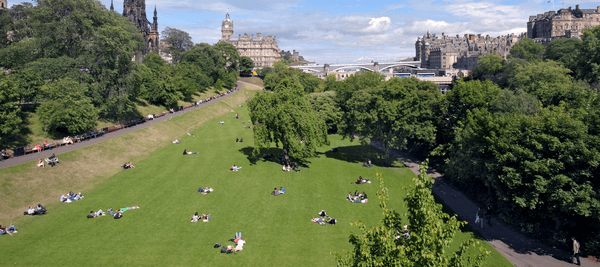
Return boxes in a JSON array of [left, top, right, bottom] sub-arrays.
[[114, 211, 123, 219], [37, 159, 44, 168], [279, 187, 285, 194], [291, 164, 301, 172], [232, 239, 245, 254], [327, 217, 337, 225], [282, 165, 288, 172], [172, 139, 180, 144], [319, 210, 327, 217], [228, 165, 241, 172], [271, 187, 280, 196], [202, 213, 211, 222], [361, 192, 367, 200], [191, 212, 200, 222], [183, 149, 199, 155], [60, 194, 72, 203], [49, 153, 59, 164]]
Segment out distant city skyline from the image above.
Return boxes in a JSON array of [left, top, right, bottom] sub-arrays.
[[8, 0, 600, 64]]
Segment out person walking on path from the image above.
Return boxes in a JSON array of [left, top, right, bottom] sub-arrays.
[[572, 237, 581, 265], [475, 208, 484, 229]]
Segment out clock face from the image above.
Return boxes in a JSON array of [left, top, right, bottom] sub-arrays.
[[225, 25, 229, 28]]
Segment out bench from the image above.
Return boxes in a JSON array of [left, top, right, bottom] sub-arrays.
[[24, 146, 34, 155], [107, 126, 118, 133]]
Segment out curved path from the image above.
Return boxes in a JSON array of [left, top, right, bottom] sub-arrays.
[[0, 83, 242, 169], [370, 140, 599, 267]]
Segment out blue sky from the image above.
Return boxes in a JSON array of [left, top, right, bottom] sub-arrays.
[[10, 0, 600, 64]]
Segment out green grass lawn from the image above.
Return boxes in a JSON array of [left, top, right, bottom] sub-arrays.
[[0, 102, 511, 266]]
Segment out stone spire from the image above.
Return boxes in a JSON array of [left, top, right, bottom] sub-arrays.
[[226, 12, 230, 21], [152, 5, 158, 32], [110, 0, 114, 11]]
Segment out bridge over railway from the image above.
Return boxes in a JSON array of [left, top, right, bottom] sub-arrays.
[[290, 61, 422, 74]]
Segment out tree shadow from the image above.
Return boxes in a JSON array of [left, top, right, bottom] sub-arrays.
[[321, 145, 393, 168], [238, 146, 311, 167]]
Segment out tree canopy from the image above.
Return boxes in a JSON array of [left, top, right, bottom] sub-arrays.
[[248, 78, 328, 165], [161, 27, 194, 63]]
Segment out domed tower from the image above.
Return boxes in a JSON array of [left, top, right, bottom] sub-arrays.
[[221, 13, 234, 42]]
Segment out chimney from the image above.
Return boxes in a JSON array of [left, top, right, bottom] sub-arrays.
[[576, 4, 579, 10]]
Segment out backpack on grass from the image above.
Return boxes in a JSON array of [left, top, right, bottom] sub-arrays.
[[214, 243, 221, 248]]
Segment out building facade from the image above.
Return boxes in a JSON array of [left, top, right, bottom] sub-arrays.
[[0, 0, 7, 10], [114, 0, 159, 55], [528, 5, 600, 44], [219, 13, 281, 68], [415, 31, 525, 70]]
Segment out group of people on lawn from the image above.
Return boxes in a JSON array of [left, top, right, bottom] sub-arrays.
[[312, 210, 337, 226], [0, 223, 17, 235], [271, 187, 285, 196], [347, 190, 368, 203], [25, 204, 47, 215], [60, 192, 84, 203], [87, 206, 140, 219], [36, 153, 59, 168], [190, 212, 211, 222]]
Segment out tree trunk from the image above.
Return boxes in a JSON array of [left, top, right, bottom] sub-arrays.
[[282, 139, 290, 166], [384, 144, 391, 166]]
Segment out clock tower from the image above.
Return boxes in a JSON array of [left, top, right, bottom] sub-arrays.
[[220, 13, 233, 42]]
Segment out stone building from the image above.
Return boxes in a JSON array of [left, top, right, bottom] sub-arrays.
[[528, 5, 600, 44], [113, 0, 159, 55], [219, 13, 281, 68], [280, 50, 308, 64], [0, 0, 7, 10], [415, 31, 525, 70]]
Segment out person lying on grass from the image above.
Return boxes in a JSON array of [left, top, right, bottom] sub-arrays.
[[87, 211, 97, 218], [122, 162, 135, 169], [0, 223, 17, 235], [187, 133, 195, 137], [353, 176, 371, 184], [311, 217, 325, 225], [198, 187, 214, 195], [172, 139, 180, 144], [202, 213, 212, 222], [60, 194, 72, 203], [119, 206, 140, 212], [183, 149, 199, 155], [228, 165, 241, 172]]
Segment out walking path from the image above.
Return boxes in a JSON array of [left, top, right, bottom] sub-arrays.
[[0, 84, 242, 169], [370, 140, 599, 267]]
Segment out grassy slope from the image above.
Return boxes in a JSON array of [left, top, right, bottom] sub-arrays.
[[21, 87, 230, 148], [239, 77, 265, 87], [0, 85, 257, 223], [0, 88, 510, 266]]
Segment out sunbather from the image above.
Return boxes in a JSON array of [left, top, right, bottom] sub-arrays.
[[172, 139, 180, 144], [191, 212, 200, 222], [183, 149, 198, 155]]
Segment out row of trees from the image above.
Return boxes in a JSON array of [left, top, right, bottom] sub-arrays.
[[0, 0, 253, 148], [248, 26, 600, 258]]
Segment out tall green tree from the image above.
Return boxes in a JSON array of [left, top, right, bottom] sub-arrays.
[[342, 77, 441, 165], [510, 60, 582, 106], [248, 78, 328, 165], [335, 166, 489, 266], [545, 37, 581, 73], [574, 26, 600, 84], [0, 74, 23, 149], [307, 91, 342, 132], [240, 56, 254, 74], [37, 78, 97, 136], [508, 37, 545, 63], [161, 27, 193, 63], [472, 53, 505, 82]]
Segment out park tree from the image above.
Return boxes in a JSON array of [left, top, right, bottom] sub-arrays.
[[335, 166, 489, 266], [471, 53, 505, 82], [248, 78, 328, 165], [180, 43, 226, 85], [510, 60, 583, 106], [174, 63, 211, 101], [574, 26, 600, 84], [240, 57, 254, 74], [264, 67, 322, 93], [0, 74, 23, 149], [37, 78, 97, 136], [141, 52, 180, 107], [341, 77, 441, 165], [508, 37, 545, 63], [307, 91, 342, 132], [161, 27, 193, 63], [545, 37, 581, 73]]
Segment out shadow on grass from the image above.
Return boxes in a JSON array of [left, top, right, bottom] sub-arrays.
[[321, 145, 394, 168], [238, 146, 311, 167]]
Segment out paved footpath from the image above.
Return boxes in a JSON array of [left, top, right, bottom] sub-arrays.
[[369, 140, 599, 267], [0, 83, 242, 169]]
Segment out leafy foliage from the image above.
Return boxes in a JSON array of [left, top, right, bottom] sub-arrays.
[[161, 27, 193, 63], [0, 74, 23, 148], [508, 37, 545, 63], [335, 166, 489, 266], [248, 78, 328, 164]]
